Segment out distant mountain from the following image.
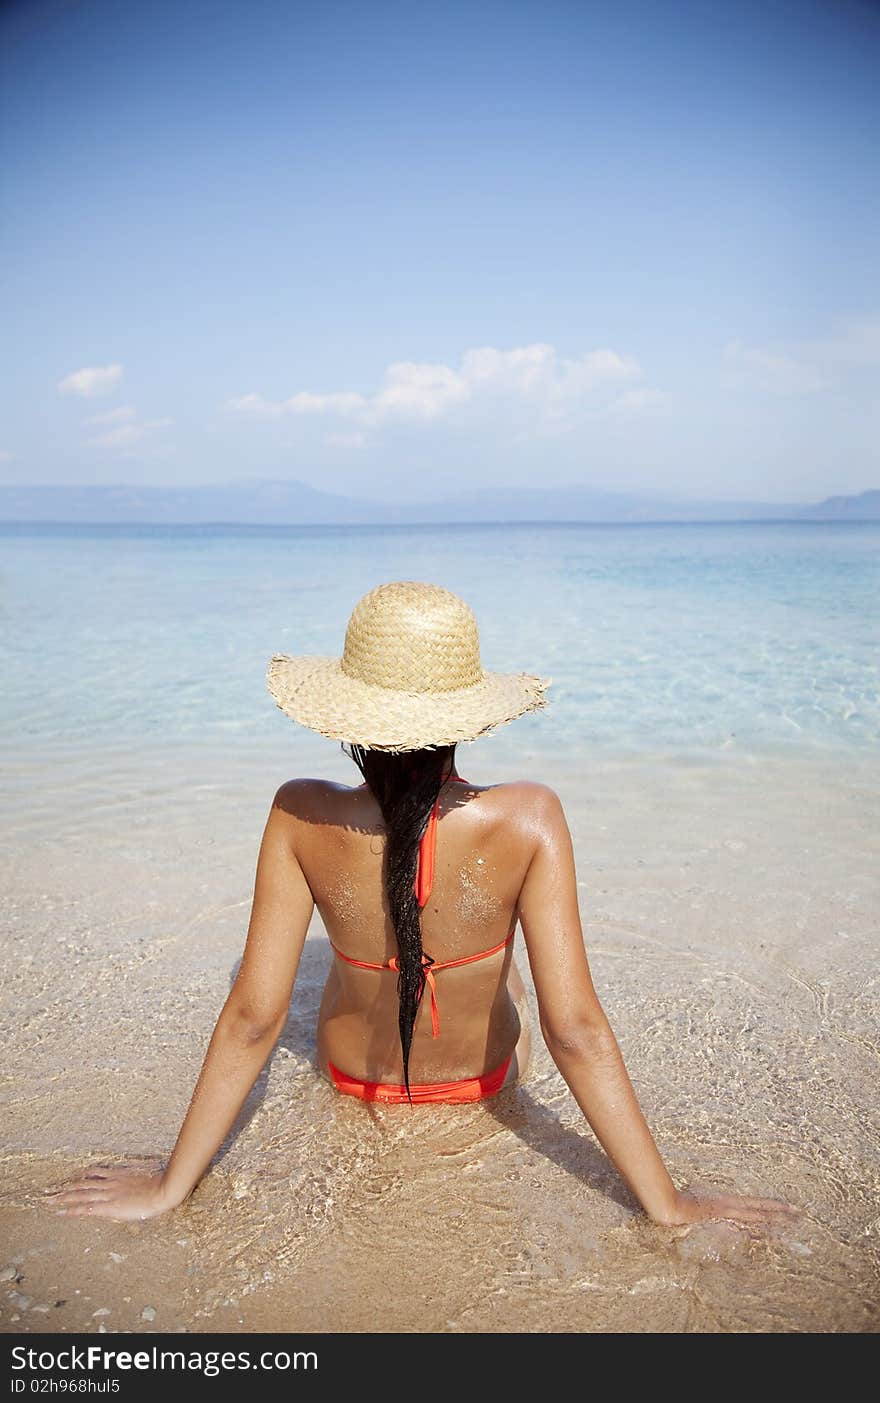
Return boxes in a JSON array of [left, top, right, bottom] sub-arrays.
[[798, 490, 880, 520], [0, 480, 877, 525], [0, 480, 393, 525], [412, 486, 799, 522]]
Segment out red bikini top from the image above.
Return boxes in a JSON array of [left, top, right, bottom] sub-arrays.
[[329, 776, 515, 1036], [413, 774, 468, 908]]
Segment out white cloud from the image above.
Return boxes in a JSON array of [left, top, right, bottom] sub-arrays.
[[459, 342, 555, 391], [85, 405, 137, 427], [723, 317, 880, 396], [371, 361, 469, 420], [224, 393, 284, 418], [289, 390, 369, 416], [0, 449, 12, 462], [557, 349, 640, 396], [58, 363, 123, 398], [87, 415, 173, 451], [227, 391, 370, 418], [226, 341, 647, 428]]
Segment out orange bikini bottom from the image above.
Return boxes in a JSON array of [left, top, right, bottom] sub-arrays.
[[328, 1055, 513, 1104]]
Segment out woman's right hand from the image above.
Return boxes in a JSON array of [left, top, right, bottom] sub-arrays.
[[656, 1188, 800, 1229], [43, 1163, 185, 1222]]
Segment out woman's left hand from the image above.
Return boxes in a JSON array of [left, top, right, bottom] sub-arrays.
[[42, 1162, 183, 1221]]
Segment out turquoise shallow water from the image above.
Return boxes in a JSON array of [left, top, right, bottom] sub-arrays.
[[1, 520, 878, 770]]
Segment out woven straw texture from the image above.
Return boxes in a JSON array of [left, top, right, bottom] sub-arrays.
[[267, 581, 550, 751]]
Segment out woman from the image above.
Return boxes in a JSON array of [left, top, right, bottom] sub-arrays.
[[47, 582, 794, 1229]]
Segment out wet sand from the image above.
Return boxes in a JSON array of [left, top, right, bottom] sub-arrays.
[[1, 751, 878, 1333]]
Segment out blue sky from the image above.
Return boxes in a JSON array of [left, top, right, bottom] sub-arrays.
[[1, 0, 877, 504]]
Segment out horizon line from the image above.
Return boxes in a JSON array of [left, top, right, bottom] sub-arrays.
[[2, 516, 879, 530]]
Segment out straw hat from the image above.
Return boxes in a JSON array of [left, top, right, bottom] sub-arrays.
[[267, 581, 550, 751]]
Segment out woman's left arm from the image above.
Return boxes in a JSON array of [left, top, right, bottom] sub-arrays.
[[46, 785, 314, 1221]]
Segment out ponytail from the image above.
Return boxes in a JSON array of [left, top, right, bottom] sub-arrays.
[[344, 743, 456, 1099]]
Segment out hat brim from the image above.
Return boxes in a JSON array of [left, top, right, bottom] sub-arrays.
[[267, 654, 550, 751]]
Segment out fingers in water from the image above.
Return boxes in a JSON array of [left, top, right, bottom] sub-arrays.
[[41, 1164, 133, 1194], [49, 1191, 112, 1208], [59, 1184, 118, 1195], [55, 1196, 118, 1217]]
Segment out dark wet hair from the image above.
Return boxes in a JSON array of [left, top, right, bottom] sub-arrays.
[[343, 742, 456, 1099]]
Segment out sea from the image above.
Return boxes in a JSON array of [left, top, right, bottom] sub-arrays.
[[1, 519, 878, 1332], [1, 519, 878, 772]]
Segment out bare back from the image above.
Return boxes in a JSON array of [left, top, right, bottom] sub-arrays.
[[277, 775, 538, 1085]]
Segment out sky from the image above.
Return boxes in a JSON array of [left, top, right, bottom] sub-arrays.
[[1, 0, 878, 505]]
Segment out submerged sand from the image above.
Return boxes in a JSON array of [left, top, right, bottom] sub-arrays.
[[1, 750, 878, 1333]]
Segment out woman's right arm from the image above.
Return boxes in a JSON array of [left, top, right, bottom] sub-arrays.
[[516, 783, 795, 1229], [45, 784, 315, 1222]]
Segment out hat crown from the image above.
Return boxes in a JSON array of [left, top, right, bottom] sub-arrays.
[[341, 582, 483, 693]]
